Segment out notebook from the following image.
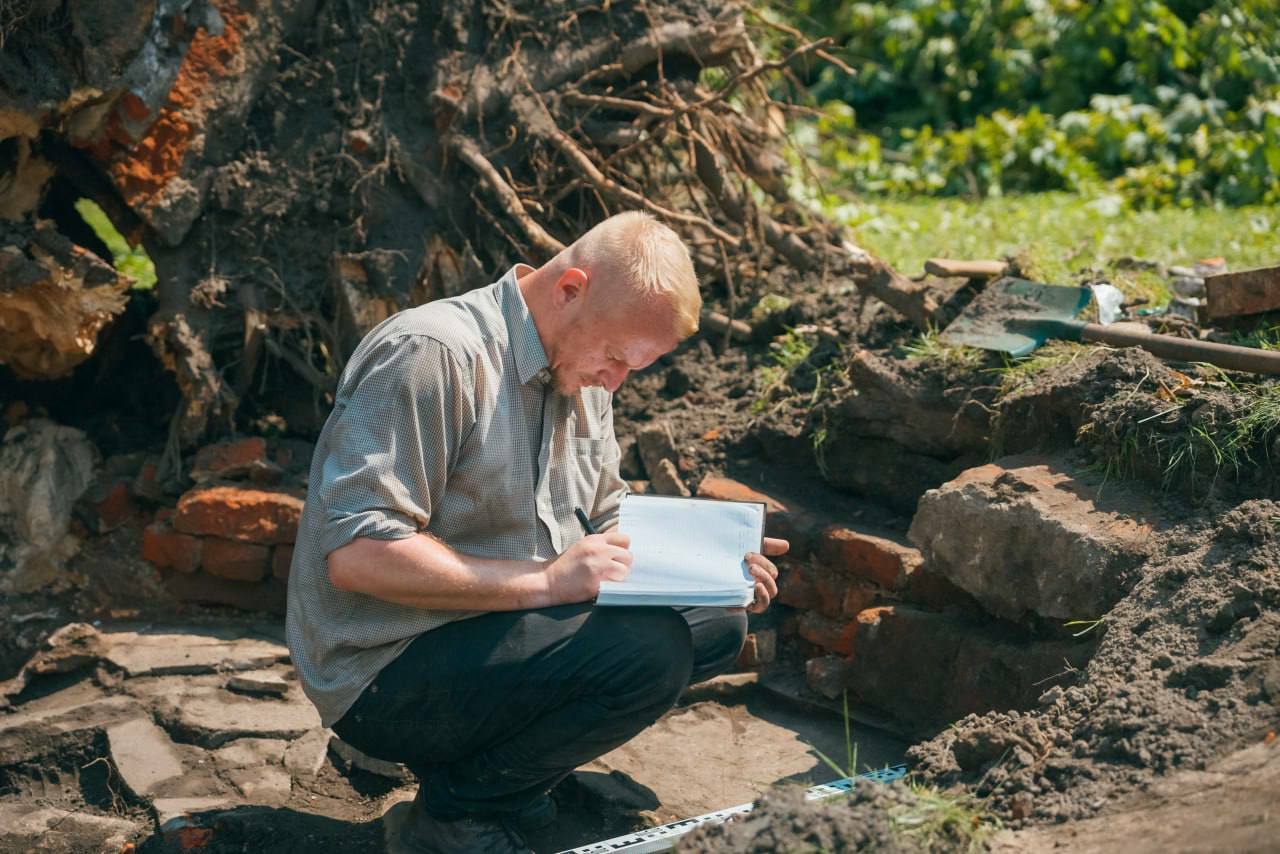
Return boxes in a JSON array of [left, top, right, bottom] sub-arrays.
[[596, 493, 765, 607]]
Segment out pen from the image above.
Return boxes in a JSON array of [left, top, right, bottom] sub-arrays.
[[574, 507, 598, 535]]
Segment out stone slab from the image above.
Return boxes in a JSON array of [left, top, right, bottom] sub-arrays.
[[227, 672, 290, 696], [283, 728, 332, 778], [228, 764, 292, 802], [214, 737, 288, 767], [107, 716, 186, 796], [0, 803, 138, 849], [143, 678, 320, 747], [99, 627, 288, 677]]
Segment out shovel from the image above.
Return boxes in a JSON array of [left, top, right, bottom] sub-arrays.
[[940, 278, 1280, 375]]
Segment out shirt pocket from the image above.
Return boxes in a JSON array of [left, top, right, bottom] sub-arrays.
[[569, 436, 609, 458]]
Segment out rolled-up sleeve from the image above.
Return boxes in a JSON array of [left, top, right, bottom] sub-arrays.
[[589, 395, 628, 532], [316, 335, 475, 557]]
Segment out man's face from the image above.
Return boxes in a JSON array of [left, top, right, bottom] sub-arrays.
[[548, 300, 681, 396]]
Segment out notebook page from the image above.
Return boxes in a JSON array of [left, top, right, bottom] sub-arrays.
[[610, 495, 763, 592]]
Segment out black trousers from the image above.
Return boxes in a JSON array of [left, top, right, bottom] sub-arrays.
[[331, 603, 746, 820]]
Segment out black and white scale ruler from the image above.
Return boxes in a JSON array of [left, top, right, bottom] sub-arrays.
[[557, 764, 909, 854]]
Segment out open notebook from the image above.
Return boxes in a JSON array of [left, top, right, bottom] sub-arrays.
[[596, 493, 764, 607]]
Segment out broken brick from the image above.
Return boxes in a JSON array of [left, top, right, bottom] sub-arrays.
[[777, 562, 821, 612], [798, 611, 857, 657], [82, 478, 137, 533], [174, 486, 304, 545], [735, 628, 777, 669], [192, 437, 270, 479], [142, 523, 202, 573], [201, 537, 269, 582], [696, 475, 788, 513], [817, 525, 923, 590]]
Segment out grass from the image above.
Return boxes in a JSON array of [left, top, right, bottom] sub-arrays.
[[836, 193, 1279, 298], [993, 340, 1097, 399], [74, 198, 157, 289], [806, 693, 999, 853], [899, 326, 985, 370], [752, 328, 817, 413]]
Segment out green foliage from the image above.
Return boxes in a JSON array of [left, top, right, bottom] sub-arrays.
[[899, 326, 985, 369], [753, 328, 816, 412], [891, 783, 1000, 852], [74, 198, 157, 289], [776, 0, 1280, 206]]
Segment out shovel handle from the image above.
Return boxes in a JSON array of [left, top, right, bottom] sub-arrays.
[[1080, 323, 1280, 375]]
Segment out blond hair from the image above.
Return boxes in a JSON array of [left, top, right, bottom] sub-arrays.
[[566, 212, 701, 338]]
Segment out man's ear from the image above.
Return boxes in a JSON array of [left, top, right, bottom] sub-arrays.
[[554, 267, 589, 308]]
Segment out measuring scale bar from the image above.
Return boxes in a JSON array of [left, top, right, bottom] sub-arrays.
[[558, 764, 909, 854]]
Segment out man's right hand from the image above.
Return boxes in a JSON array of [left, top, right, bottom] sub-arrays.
[[544, 533, 633, 604]]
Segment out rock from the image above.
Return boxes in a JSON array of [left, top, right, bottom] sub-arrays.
[[284, 728, 332, 778], [805, 655, 852, 701], [173, 485, 304, 545], [98, 627, 287, 677], [227, 672, 290, 696], [0, 418, 98, 593], [107, 716, 186, 797], [617, 434, 644, 480], [228, 764, 292, 801], [213, 737, 288, 767], [649, 458, 691, 496], [908, 456, 1154, 623], [77, 476, 138, 533], [329, 734, 413, 782], [0, 804, 139, 852], [636, 421, 678, 479], [735, 629, 776, 669], [144, 673, 319, 748]]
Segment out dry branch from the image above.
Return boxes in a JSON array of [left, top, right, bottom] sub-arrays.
[[449, 133, 567, 258]]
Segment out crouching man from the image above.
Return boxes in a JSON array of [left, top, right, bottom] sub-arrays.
[[286, 211, 787, 853]]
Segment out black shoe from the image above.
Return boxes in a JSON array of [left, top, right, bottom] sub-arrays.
[[383, 800, 533, 854]]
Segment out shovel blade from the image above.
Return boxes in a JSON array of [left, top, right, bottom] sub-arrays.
[[940, 278, 1091, 357]]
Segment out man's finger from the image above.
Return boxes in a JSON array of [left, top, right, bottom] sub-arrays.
[[762, 537, 790, 557], [748, 581, 771, 613], [749, 564, 778, 599], [746, 553, 779, 580], [604, 532, 632, 548]]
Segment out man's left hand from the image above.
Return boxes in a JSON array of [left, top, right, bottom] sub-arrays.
[[744, 537, 789, 614]]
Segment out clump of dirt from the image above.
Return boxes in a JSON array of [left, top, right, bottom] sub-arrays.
[[994, 347, 1185, 454], [907, 497, 1280, 826], [679, 782, 913, 852]]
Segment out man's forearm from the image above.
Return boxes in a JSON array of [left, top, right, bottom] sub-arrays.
[[327, 534, 553, 611]]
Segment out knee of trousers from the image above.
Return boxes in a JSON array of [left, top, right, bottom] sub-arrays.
[[696, 608, 748, 676], [592, 607, 694, 708]]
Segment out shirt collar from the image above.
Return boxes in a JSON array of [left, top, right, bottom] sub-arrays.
[[499, 264, 551, 386]]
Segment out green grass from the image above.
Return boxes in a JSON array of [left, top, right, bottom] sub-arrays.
[[891, 782, 1000, 852], [753, 328, 817, 413], [899, 326, 985, 370], [833, 193, 1279, 308], [74, 198, 157, 289], [993, 340, 1097, 399]]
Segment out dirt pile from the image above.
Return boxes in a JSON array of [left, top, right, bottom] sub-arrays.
[[909, 497, 1280, 825]]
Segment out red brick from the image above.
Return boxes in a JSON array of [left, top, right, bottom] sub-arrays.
[[272, 545, 294, 582], [85, 479, 137, 533], [696, 475, 788, 512], [798, 611, 857, 657], [818, 525, 923, 590], [841, 581, 878, 618], [201, 537, 270, 581], [142, 523, 202, 573], [192, 437, 268, 477], [777, 562, 821, 611], [173, 486, 304, 544]]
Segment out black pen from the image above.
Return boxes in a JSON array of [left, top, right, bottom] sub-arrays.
[[574, 507, 598, 535]]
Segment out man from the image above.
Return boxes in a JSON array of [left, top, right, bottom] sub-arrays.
[[286, 212, 788, 853]]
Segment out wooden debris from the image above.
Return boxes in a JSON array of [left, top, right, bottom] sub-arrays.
[[701, 310, 752, 342], [924, 258, 1007, 279], [1204, 265, 1280, 319]]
